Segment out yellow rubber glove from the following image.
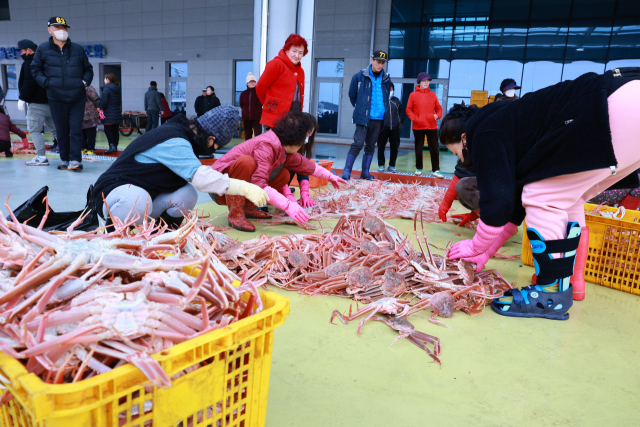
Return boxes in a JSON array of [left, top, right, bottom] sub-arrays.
[[226, 179, 269, 206]]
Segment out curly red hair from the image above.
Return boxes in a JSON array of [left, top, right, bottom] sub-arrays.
[[283, 34, 308, 56]]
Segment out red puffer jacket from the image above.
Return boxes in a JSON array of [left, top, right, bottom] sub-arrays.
[[0, 113, 27, 141], [406, 86, 443, 130], [255, 49, 305, 127], [212, 130, 315, 188]]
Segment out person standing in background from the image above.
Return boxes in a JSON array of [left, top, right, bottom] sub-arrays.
[[194, 88, 206, 118], [81, 85, 100, 155], [17, 39, 58, 165], [495, 78, 521, 102], [31, 16, 94, 172], [342, 50, 392, 180], [197, 86, 221, 117], [144, 81, 162, 132], [240, 72, 262, 140], [406, 72, 443, 177], [377, 83, 404, 173], [159, 92, 172, 124], [100, 73, 122, 154], [256, 34, 308, 130]]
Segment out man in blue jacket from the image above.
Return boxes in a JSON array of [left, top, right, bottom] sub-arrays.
[[342, 50, 392, 180], [32, 17, 94, 172]]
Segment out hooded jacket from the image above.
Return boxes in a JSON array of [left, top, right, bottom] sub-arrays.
[[0, 113, 27, 142], [18, 53, 48, 104], [99, 82, 122, 124], [406, 86, 442, 130], [255, 49, 305, 127], [348, 65, 392, 126], [212, 130, 315, 189], [31, 37, 94, 103]]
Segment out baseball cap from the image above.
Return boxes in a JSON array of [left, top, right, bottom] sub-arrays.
[[48, 16, 69, 27], [372, 50, 388, 62], [500, 78, 521, 92]]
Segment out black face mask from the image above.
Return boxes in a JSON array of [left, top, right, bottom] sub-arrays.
[[21, 54, 30, 61]]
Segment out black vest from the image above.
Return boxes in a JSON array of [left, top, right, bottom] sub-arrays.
[[92, 115, 197, 217]]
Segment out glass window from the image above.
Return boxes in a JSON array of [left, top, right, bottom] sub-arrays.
[[448, 59, 486, 97], [420, 26, 453, 58], [562, 60, 605, 81], [317, 60, 344, 77], [2, 64, 18, 100], [491, 0, 531, 21], [571, 0, 616, 19], [398, 83, 417, 138], [426, 59, 450, 78], [455, 0, 491, 22], [608, 19, 640, 60], [606, 59, 640, 71], [617, 0, 640, 16], [525, 23, 569, 59], [234, 61, 253, 107], [485, 60, 524, 95], [387, 59, 405, 79], [451, 25, 489, 59], [564, 20, 612, 60], [391, 0, 422, 24], [521, 60, 563, 95], [389, 26, 421, 59], [530, 0, 572, 20], [488, 22, 527, 59], [423, 0, 455, 23], [169, 63, 188, 78], [0, 0, 9, 21], [317, 82, 341, 134]]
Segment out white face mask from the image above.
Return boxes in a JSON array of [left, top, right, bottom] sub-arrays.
[[389, 90, 394, 97], [53, 29, 68, 41], [504, 89, 516, 98]]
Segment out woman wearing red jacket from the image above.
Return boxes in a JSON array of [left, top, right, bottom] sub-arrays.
[[406, 72, 443, 177], [256, 34, 307, 128]]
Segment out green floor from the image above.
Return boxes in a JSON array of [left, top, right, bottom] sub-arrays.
[[197, 199, 640, 427]]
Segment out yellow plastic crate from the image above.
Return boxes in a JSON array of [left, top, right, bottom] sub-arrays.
[[0, 291, 289, 427], [521, 204, 640, 295]]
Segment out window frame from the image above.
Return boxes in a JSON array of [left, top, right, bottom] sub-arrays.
[[233, 60, 253, 107]]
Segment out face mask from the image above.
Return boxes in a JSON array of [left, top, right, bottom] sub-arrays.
[[389, 90, 394, 97], [21, 54, 29, 61], [53, 29, 69, 41], [504, 89, 516, 98]]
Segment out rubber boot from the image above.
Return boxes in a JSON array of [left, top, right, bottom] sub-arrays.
[[244, 199, 272, 219], [341, 153, 357, 180], [226, 195, 255, 232], [570, 226, 589, 301], [360, 154, 376, 180], [105, 143, 118, 154], [159, 212, 184, 230]]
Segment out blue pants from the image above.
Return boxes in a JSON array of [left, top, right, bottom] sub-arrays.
[[49, 98, 85, 162], [348, 120, 383, 157]]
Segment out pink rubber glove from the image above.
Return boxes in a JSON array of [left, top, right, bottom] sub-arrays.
[[280, 185, 297, 204], [299, 179, 316, 208], [459, 223, 518, 272], [312, 164, 347, 189], [264, 186, 309, 225], [22, 138, 29, 149], [449, 220, 505, 261], [99, 110, 105, 120]]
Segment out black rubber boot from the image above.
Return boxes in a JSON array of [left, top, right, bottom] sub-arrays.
[[105, 144, 118, 154]]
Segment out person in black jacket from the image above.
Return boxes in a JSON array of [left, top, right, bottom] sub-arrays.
[[198, 86, 221, 117], [194, 88, 206, 118], [376, 83, 404, 172], [99, 73, 122, 154], [31, 17, 94, 172], [439, 69, 640, 320], [239, 73, 262, 140], [17, 39, 58, 166]]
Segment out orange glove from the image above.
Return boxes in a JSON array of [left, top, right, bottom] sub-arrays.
[[451, 211, 479, 226], [22, 138, 29, 149], [438, 175, 459, 222]]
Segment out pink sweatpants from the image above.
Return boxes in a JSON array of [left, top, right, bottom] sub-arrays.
[[522, 80, 640, 240]]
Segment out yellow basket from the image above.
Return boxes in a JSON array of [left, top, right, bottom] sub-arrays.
[[521, 204, 640, 295], [0, 291, 290, 427]]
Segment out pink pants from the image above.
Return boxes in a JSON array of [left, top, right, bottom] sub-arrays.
[[522, 80, 640, 240]]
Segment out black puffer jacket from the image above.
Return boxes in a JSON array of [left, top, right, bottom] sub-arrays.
[[31, 37, 93, 103], [199, 94, 221, 116], [18, 54, 48, 104], [99, 82, 122, 124], [383, 96, 405, 130]]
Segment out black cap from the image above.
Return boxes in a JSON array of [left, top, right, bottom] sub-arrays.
[[47, 16, 69, 27], [372, 50, 388, 62], [500, 78, 521, 92], [17, 39, 38, 51]]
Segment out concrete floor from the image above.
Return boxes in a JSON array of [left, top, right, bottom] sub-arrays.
[[2, 133, 639, 426]]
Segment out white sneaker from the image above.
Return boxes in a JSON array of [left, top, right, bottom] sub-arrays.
[[378, 165, 386, 172], [432, 170, 444, 178], [415, 169, 422, 176], [25, 156, 49, 166]]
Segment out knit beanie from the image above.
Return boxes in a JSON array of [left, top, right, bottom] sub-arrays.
[[197, 105, 238, 149], [246, 72, 257, 84]]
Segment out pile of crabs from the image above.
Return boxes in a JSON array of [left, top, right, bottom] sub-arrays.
[[0, 198, 263, 391], [205, 210, 513, 365]]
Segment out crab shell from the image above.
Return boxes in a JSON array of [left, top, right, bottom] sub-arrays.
[[361, 240, 380, 255], [325, 262, 349, 277], [346, 265, 373, 289], [289, 249, 310, 269], [430, 291, 455, 318], [362, 216, 386, 235], [381, 269, 407, 296]]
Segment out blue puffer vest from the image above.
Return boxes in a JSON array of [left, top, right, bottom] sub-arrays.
[[369, 68, 384, 120]]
